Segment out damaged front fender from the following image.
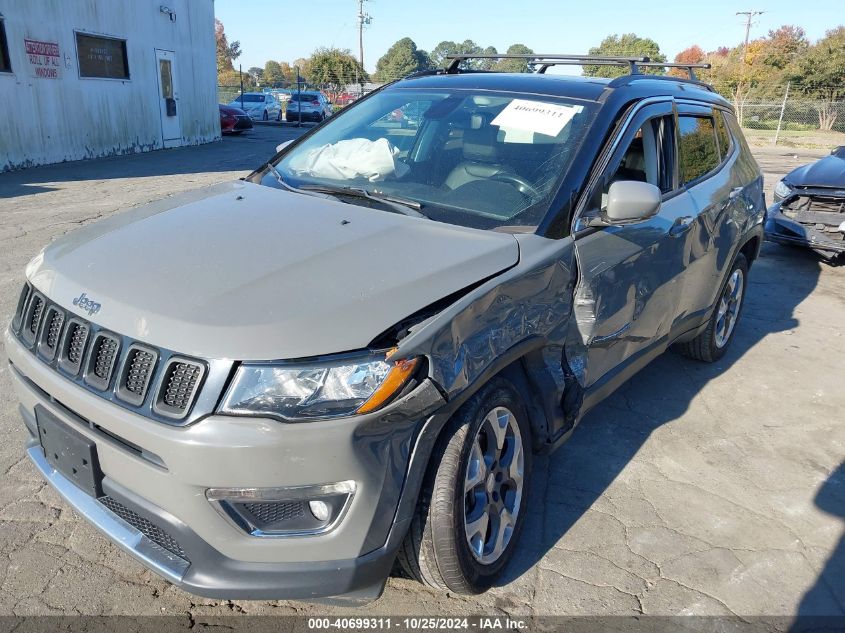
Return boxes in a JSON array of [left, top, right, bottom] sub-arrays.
[[394, 233, 584, 445]]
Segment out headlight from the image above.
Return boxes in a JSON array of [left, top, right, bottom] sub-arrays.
[[219, 354, 420, 421], [774, 179, 792, 200]]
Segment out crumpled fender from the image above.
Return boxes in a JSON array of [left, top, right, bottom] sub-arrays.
[[394, 233, 584, 442]]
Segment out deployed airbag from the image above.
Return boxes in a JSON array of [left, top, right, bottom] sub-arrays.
[[288, 138, 409, 182]]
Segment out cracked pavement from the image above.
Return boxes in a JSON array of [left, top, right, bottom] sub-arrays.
[[0, 129, 843, 621]]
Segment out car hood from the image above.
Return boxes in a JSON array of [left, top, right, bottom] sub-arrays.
[[26, 181, 519, 360], [786, 153, 845, 189], [220, 105, 246, 116]]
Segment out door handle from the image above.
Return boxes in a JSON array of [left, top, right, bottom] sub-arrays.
[[669, 216, 694, 236]]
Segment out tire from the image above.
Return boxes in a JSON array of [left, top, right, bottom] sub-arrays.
[[677, 253, 748, 363], [276, 109, 281, 121], [397, 377, 532, 594], [262, 110, 268, 121]]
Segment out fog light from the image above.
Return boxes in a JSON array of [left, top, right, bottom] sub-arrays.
[[206, 480, 355, 537], [309, 499, 330, 521]]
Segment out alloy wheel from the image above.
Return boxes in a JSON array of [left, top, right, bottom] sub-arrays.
[[714, 268, 744, 348], [463, 406, 524, 565]]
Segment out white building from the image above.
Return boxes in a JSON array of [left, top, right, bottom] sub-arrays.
[[0, 0, 219, 172]]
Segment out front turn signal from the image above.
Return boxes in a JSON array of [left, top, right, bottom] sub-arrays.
[[356, 357, 420, 414]]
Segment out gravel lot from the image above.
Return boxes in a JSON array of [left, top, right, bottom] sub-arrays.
[[0, 127, 842, 622]]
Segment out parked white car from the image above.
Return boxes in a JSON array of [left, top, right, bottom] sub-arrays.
[[229, 93, 282, 121], [286, 91, 333, 123]]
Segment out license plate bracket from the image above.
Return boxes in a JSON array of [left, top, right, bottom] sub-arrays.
[[36, 405, 103, 498]]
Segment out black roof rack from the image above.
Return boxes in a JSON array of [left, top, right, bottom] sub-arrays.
[[443, 54, 712, 82], [636, 61, 711, 80], [445, 54, 649, 75]]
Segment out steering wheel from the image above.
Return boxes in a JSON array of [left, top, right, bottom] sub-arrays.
[[490, 173, 542, 200]]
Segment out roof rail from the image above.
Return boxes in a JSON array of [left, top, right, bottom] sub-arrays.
[[444, 53, 650, 75], [636, 61, 712, 80]]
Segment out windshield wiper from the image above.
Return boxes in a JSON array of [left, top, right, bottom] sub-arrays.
[[299, 184, 426, 218], [263, 163, 332, 200]]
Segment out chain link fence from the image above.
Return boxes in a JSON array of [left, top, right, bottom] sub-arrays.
[[728, 85, 845, 148]]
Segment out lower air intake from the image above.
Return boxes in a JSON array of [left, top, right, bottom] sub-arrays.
[[99, 496, 189, 561]]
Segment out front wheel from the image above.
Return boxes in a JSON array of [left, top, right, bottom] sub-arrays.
[[677, 253, 748, 362], [262, 110, 269, 121], [397, 377, 532, 594]]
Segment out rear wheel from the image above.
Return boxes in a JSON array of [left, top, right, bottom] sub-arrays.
[[677, 253, 748, 362], [262, 110, 269, 121], [276, 109, 281, 121], [397, 377, 532, 594]]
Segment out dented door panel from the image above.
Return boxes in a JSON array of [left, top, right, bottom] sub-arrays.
[[572, 191, 695, 388], [678, 156, 741, 330]]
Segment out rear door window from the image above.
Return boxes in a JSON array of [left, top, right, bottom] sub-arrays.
[[714, 110, 732, 160], [678, 115, 720, 186]]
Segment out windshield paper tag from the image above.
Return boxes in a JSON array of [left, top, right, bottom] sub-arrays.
[[492, 100, 583, 137]]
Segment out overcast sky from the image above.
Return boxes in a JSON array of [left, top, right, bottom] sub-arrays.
[[215, 0, 841, 74]]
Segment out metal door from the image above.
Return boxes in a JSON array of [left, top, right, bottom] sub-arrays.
[[572, 100, 697, 389], [155, 49, 181, 148]]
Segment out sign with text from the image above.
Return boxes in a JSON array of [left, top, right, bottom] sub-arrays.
[[25, 38, 61, 79]]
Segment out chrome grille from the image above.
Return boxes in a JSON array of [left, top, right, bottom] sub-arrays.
[[45, 310, 64, 348], [21, 293, 45, 345], [12, 283, 31, 333], [84, 332, 120, 391], [37, 307, 65, 361], [29, 297, 44, 334], [155, 359, 205, 418], [99, 496, 189, 561], [59, 319, 90, 375], [13, 284, 209, 424], [116, 345, 158, 406]]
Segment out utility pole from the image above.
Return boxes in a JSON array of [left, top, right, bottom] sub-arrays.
[[735, 10, 764, 126], [737, 10, 764, 64], [357, 0, 371, 86]]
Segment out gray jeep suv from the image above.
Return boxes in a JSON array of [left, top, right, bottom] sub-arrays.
[[6, 54, 764, 602]]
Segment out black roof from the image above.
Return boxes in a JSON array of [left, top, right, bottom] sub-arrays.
[[391, 72, 732, 110]]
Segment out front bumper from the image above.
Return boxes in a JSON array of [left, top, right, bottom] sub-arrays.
[[765, 202, 845, 258], [6, 329, 445, 600], [222, 116, 253, 133], [234, 115, 253, 130], [286, 111, 322, 122]]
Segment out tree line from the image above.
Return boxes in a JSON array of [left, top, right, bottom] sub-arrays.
[[216, 20, 536, 88], [216, 19, 845, 129]]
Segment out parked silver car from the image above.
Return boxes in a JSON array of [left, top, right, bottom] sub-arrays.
[[285, 91, 333, 123], [229, 92, 282, 121], [7, 54, 764, 603]]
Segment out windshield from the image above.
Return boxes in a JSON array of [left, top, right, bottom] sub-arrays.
[[290, 93, 320, 102], [262, 88, 597, 230], [233, 94, 264, 103]]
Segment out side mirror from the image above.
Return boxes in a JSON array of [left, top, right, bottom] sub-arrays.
[[605, 181, 662, 223], [275, 140, 293, 153]]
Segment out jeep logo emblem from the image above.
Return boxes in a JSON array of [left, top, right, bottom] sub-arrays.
[[73, 292, 102, 316]]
